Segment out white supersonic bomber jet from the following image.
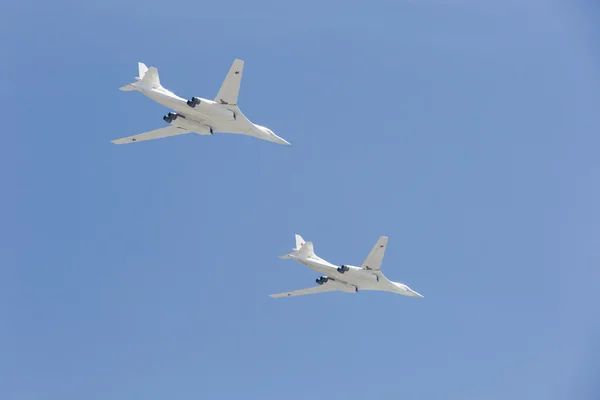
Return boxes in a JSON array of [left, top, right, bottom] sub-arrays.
[[271, 235, 424, 298], [112, 59, 290, 145]]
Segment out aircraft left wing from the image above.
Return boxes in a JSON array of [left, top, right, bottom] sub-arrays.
[[270, 284, 339, 298], [111, 126, 190, 144], [360, 236, 388, 271]]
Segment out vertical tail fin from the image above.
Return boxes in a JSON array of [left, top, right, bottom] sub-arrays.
[[140, 66, 160, 87], [138, 62, 149, 79], [295, 234, 306, 251], [279, 234, 310, 259], [294, 234, 315, 258], [297, 241, 315, 258], [119, 62, 156, 91]]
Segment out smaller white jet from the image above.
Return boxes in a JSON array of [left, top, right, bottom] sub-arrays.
[[271, 235, 424, 298], [112, 59, 290, 145]]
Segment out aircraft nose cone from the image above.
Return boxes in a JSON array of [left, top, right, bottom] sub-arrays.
[[410, 289, 424, 298], [274, 136, 290, 145]]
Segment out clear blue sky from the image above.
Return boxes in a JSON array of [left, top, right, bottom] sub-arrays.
[[1, 1, 599, 399]]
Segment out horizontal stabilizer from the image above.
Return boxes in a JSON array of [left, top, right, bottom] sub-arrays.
[[119, 84, 136, 91], [111, 125, 190, 144]]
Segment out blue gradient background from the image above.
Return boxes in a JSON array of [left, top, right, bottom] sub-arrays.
[[1, 1, 598, 399]]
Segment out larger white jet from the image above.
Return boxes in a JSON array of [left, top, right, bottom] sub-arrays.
[[271, 235, 424, 298], [112, 59, 290, 145]]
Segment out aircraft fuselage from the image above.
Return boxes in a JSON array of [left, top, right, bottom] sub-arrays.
[[290, 254, 408, 294], [135, 83, 289, 145]]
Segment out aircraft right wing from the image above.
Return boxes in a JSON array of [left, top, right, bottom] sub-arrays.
[[360, 236, 388, 271], [111, 126, 190, 144], [270, 284, 339, 298], [215, 59, 244, 106]]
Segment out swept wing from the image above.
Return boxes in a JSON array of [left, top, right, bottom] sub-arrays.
[[360, 236, 388, 271], [111, 126, 190, 144], [270, 283, 339, 298]]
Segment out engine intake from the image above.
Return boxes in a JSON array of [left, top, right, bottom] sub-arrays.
[[163, 112, 180, 123], [187, 97, 201, 108], [316, 276, 329, 285], [337, 265, 350, 274]]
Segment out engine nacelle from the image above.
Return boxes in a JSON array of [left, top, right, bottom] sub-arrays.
[[337, 265, 351, 273], [338, 264, 360, 274], [187, 97, 236, 121], [328, 279, 358, 293], [187, 97, 201, 107], [315, 276, 357, 293], [166, 115, 213, 135], [163, 112, 180, 123]]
